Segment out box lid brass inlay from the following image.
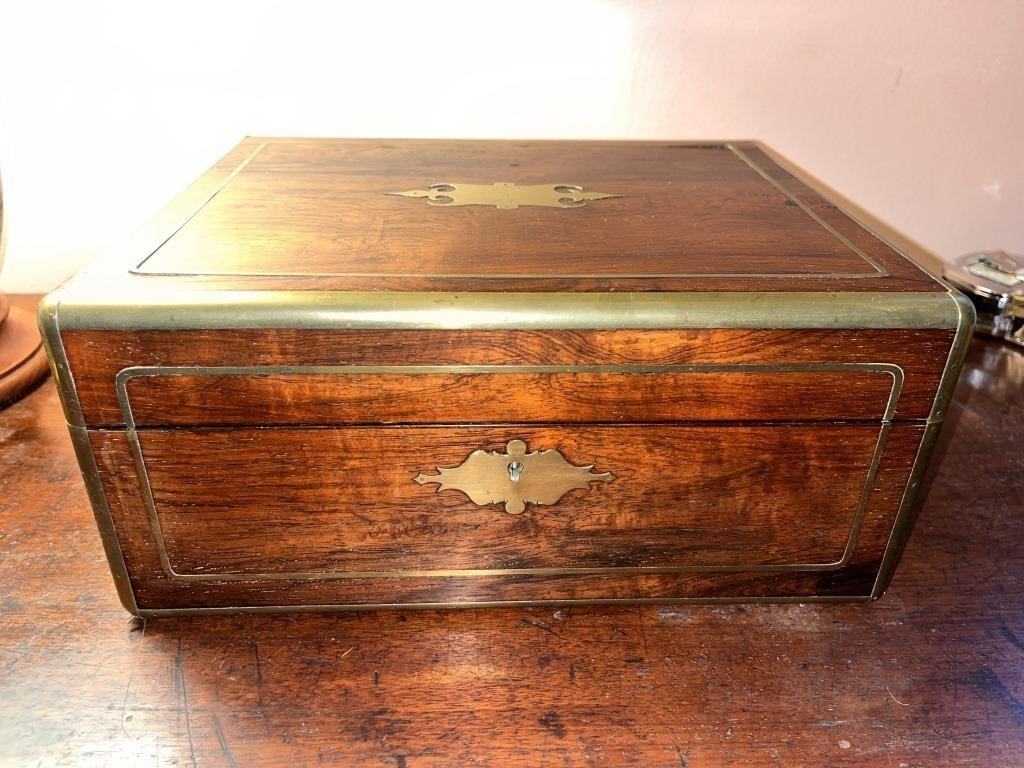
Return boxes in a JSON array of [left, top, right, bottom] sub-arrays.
[[415, 439, 614, 515], [388, 182, 620, 209]]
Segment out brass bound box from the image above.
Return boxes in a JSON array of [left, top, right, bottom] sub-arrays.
[[41, 139, 972, 616]]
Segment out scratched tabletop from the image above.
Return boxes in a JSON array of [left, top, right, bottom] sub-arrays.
[[1, 327, 1022, 767]]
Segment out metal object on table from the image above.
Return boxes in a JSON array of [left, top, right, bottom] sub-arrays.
[[944, 250, 1024, 346]]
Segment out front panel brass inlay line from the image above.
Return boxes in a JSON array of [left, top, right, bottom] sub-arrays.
[[113, 361, 904, 584], [388, 182, 620, 209], [415, 439, 614, 515]]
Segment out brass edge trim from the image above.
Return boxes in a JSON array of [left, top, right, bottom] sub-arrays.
[[66, 424, 140, 616], [136, 594, 873, 617], [135, 269, 889, 280], [129, 142, 885, 282], [869, 420, 943, 600], [246, 138, 732, 147], [132, 141, 269, 273], [926, 290, 976, 423], [37, 290, 85, 428], [115, 362, 902, 583], [37, 293, 140, 616], [870, 290, 975, 598], [53, 291, 961, 331], [726, 144, 889, 278], [837, 422, 892, 566]]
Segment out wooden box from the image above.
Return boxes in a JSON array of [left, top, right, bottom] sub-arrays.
[[41, 139, 973, 616]]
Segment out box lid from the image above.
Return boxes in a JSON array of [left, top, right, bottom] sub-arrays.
[[49, 138, 967, 332]]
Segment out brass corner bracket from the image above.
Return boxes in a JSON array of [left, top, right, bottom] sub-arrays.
[[415, 439, 614, 514], [389, 182, 620, 209]]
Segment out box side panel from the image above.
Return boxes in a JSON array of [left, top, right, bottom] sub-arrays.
[[870, 290, 976, 597], [37, 291, 139, 615]]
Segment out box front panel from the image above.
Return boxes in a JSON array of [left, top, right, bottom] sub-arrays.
[[89, 424, 925, 610], [138, 424, 881, 576], [55, 323, 961, 613]]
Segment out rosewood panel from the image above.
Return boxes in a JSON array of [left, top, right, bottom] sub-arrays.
[[121, 369, 897, 426], [122, 138, 940, 293], [62, 328, 953, 426], [139, 424, 880, 574], [88, 424, 925, 610]]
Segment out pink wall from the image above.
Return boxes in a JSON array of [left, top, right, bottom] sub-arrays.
[[1, 0, 1021, 290], [628, 0, 1023, 268]]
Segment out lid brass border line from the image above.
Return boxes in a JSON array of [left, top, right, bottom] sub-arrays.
[[114, 362, 903, 584], [129, 141, 889, 281], [726, 143, 888, 278]]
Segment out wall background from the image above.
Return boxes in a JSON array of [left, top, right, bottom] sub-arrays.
[[1, 0, 1021, 292]]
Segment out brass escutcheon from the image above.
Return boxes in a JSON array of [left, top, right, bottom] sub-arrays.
[[414, 439, 614, 515]]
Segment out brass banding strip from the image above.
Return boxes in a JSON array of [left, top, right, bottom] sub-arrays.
[[53, 290, 963, 332], [726, 144, 888, 278], [36, 296, 139, 615], [136, 593, 874, 617]]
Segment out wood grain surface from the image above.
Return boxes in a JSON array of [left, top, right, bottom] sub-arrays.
[[121, 368, 899, 426], [60, 324, 947, 609], [0, 334, 1021, 766], [117, 138, 941, 294], [126, 424, 885, 574], [89, 423, 924, 609], [62, 327, 954, 426]]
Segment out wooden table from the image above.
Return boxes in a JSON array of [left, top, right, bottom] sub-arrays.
[[1, 303, 1021, 766]]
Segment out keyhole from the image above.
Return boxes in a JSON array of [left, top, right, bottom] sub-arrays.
[[508, 461, 525, 482]]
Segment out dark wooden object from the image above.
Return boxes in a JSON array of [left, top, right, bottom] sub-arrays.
[[42, 139, 969, 612], [0, 293, 48, 404], [0, 181, 49, 406], [0, 331, 1021, 766]]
